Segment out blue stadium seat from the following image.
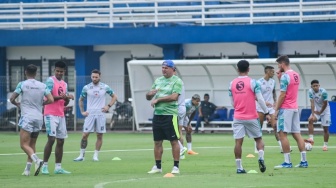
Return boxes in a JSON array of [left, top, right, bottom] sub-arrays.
[[300, 108, 311, 121], [228, 109, 234, 121], [205, 1, 220, 5], [212, 108, 228, 121]]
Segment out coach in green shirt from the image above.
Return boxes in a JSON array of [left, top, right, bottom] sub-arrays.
[[146, 60, 183, 175]]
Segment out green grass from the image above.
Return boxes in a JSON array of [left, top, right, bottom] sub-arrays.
[[0, 132, 335, 188]]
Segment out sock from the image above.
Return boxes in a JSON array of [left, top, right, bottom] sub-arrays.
[[25, 162, 32, 171], [284, 153, 291, 163], [43, 162, 48, 167], [278, 140, 282, 149], [301, 151, 307, 162], [178, 140, 183, 151], [174, 161, 179, 168], [94, 150, 99, 158], [309, 135, 314, 140], [324, 142, 328, 147], [80, 149, 85, 157], [235, 159, 243, 170], [155, 160, 161, 169], [55, 163, 61, 170], [30, 154, 39, 163], [258, 150, 264, 160], [187, 143, 192, 151], [254, 142, 257, 151]]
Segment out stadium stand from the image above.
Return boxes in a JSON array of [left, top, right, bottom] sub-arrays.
[[1, 0, 336, 29]]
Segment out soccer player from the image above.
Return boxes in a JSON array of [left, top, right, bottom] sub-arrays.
[[306, 79, 330, 151], [41, 61, 74, 175], [181, 94, 201, 157], [73, 69, 117, 162], [229, 60, 270, 174], [146, 60, 183, 174], [10, 64, 54, 176], [274, 55, 308, 168], [255, 66, 282, 152]]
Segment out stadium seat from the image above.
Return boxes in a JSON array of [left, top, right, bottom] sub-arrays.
[[212, 108, 228, 121], [300, 108, 311, 121], [227, 109, 234, 121]]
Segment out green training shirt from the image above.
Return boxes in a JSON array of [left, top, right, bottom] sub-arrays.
[[151, 75, 182, 115]]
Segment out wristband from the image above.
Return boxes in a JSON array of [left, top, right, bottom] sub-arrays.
[[108, 104, 112, 108]]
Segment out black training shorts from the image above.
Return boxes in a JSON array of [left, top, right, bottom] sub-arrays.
[[152, 115, 179, 141]]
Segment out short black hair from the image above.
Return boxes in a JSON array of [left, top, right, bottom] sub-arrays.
[[204, 93, 209, 97], [25, 64, 37, 76], [264, 66, 274, 73], [91, 69, 101, 75], [311, 79, 319, 85], [54, 61, 67, 69], [237, 60, 249, 73], [276, 55, 290, 65]]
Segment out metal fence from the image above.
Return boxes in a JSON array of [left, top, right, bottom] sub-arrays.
[[0, 75, 134, 132], [0, 0, 336, 29]]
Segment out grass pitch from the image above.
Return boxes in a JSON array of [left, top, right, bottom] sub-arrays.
[[0, 132, 335, 188]]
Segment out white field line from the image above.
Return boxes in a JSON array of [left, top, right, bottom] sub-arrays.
[[0, 145, 334, 156]]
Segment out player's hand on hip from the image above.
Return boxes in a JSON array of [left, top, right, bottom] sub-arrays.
[[102, 106, 109, 113]]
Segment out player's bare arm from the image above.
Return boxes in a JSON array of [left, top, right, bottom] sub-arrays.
[[315, 100, 328, 115], [146, 89, 158, 100], [9, 92, 20, 107], [272, 88, 277, 107], [43, 93, 54, 106], [79, 97, 89, 116], [256, 92, 271, 121], [274, 91, 286, 120], [198, 107, 203, 117], [308, 99, 317, 122], [151, 93, 179, 107], [103, 93, 118, 113]]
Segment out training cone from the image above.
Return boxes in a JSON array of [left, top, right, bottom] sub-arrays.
[[163, 173, 175, 178], [112, 157, 121, 160], [247, 170, 258, 174], [246, 154, 255, 158]]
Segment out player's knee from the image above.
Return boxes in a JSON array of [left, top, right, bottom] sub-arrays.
[[323, 126, 329, 132], [56, 138, 64, 146], [97, 134, 103, 140], [47, 136, 56, 144]]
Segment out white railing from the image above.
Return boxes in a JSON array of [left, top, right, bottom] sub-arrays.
[[0, 0, 336, 29]]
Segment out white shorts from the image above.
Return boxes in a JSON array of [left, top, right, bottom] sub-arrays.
[[182, 116, 190, 127], [314, 113, 331, 127], [257, 106, 275, 115], [44, 115, 68, 139], [233, 118, 262, 139], [277, 109, 300, 133], [19, 116, 43, 133], [83, 114, 106, 133], [178, 106, 186, 126]]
